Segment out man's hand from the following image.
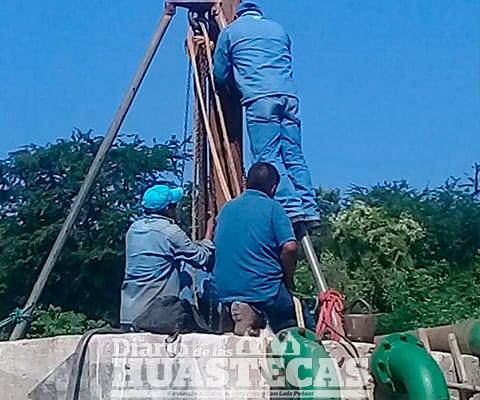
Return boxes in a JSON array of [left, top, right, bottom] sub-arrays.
[[205, 214, 216, 241]]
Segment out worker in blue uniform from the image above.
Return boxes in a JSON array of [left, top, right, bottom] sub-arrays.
[[120, 185, 215, 334], [213, 0, 320, 224], [214, 162, 299, 334]]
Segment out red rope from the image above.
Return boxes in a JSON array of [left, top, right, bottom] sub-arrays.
[[316, 289, 345, 342]]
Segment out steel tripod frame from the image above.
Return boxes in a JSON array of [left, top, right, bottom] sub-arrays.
[[10, 0, 228, 341]]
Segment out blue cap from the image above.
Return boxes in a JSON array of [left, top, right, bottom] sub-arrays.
[[236, 1, 263, 17], [141, 185, 184, 212]]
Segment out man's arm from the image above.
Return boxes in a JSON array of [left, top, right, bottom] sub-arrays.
[[281, 240, 298, 290], [272, 203, 298, 289], [170, 227, 214, 270], [213, 29, 232, 87]]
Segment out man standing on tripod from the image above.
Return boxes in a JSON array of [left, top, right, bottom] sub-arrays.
[[213, 0, 320, 225]]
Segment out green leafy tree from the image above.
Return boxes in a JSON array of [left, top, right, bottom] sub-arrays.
[[296, 176, 480, 334], [1, 129, 479, 338], [28, 306, 108, 338], [0, 130, 183, 324]]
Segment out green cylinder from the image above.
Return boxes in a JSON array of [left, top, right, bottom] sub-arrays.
[[467, 320, 480, 355], [375, 319, 480, 357], [371, 333, 450, 400], [271, 328, 341, 400]]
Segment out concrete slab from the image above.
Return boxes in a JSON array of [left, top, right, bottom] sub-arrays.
[[0, 333, 478, 400], [29, 333, 273, 400], [0, 335, 80, 400]]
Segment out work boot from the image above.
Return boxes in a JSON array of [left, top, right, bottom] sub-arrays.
[[306, 219, 322, 234], [230, 302, 264, 337], [290, 214, 307, 226]]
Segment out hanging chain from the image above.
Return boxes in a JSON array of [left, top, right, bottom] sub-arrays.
[[180, 61, 193, 186]]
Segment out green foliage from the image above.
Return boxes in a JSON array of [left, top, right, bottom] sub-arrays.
[[296, 176, 480, 334], [28, 305, 108, 338], [316, 186, 341, 218], [0, 130, 182, 326], [0, 130, 479, 338], [331, 202, 424, 305]]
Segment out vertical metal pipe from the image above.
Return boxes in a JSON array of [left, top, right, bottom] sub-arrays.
[[296, 223, 328, 293], [302, 231, 345, 338], [10, 9, 175, 341], [301, 234, 328, 293]]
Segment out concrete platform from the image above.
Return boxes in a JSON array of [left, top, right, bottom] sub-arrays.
[[0, 333, 479, 400], [0, 335, 80, 400]]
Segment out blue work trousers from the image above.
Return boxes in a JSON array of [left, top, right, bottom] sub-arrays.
[[245, 95, 319, 220]]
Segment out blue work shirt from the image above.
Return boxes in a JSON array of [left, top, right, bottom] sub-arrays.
[[213, 190, 296, 303], [213, 11, 297, 105], [120, 215, 214, 325]]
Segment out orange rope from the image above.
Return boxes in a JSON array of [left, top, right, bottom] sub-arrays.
[[316, 289, 345, 342]]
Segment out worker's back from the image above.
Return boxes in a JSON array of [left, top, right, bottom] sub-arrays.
[[124, 217, 180, 283], [213, 190, 293, 303], [220, 13, 297, 104], [120, 217, 182, 325]]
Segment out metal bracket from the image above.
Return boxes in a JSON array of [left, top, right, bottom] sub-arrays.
[[188, 9, 211, 33], [167, 0, 220, 3], [166, 0, 220, 9], [166, 0, 220, 25]]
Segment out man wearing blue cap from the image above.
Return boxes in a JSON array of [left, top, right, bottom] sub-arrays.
[[213, 1, 320, 226], [120, 185, 215, 334]]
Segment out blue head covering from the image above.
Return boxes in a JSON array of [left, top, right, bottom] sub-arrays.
[[236, 1, 263, 17], [141, 185, 184, 212]]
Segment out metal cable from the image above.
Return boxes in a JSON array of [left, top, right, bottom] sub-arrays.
[[65, 328, 124, 400]]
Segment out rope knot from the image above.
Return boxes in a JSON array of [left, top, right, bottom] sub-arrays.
[[9, 307, 30, 323], [316, 289, 345, 341], [0, 307, 31, 330]]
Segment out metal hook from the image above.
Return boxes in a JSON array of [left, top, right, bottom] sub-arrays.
[[188, 9, 210, 34]]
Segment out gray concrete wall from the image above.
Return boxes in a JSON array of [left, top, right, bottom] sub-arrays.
[[29, 333, 273, 400], [0, 333, 479, 400], [0, 335, 80, 400]]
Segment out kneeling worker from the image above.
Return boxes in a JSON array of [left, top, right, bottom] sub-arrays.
[[214, 163, 299, 334], [120, 185, 215, 334]]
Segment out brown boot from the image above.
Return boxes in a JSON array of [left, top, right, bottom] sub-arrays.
[[231, 302, 265, 337]]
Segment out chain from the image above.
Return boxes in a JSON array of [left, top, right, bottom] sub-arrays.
[[192, 40, 208, 240], [180, 61, 193, 186]]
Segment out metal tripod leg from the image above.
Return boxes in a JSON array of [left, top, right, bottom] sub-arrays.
[[295, 222, 328, 292], [10, 6, 175, 341], [301, 232, 328, 293], [296, 223, 345, 337]]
